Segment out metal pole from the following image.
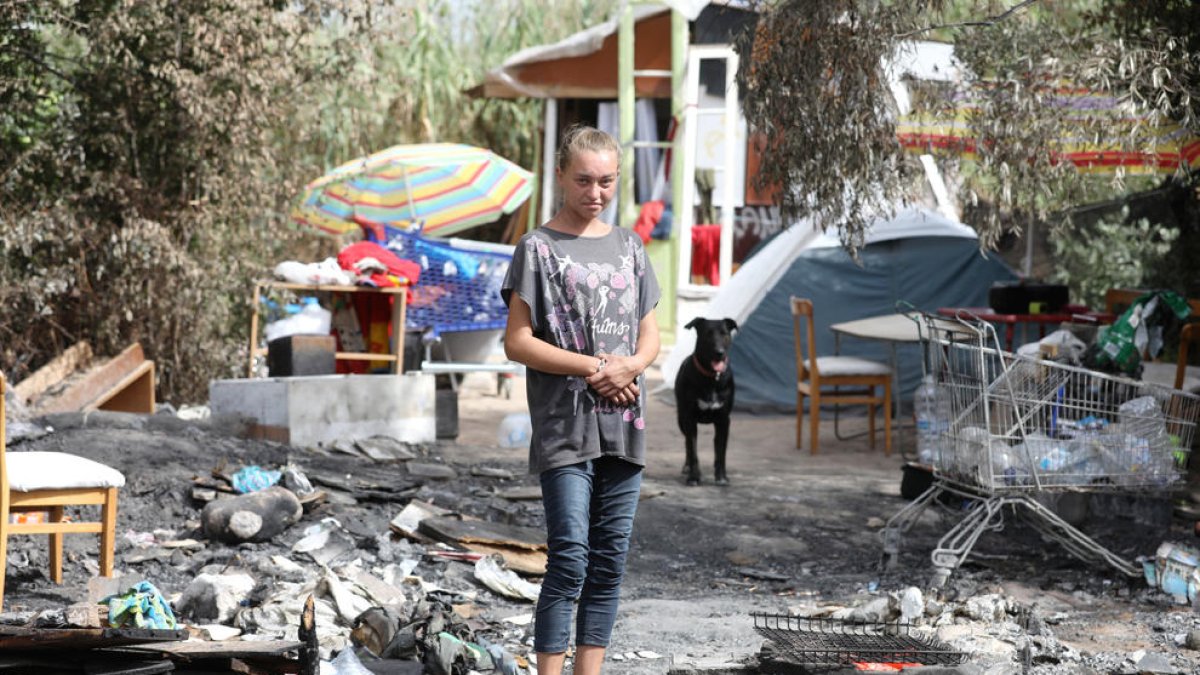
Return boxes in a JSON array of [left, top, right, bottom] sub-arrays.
[[540, 98, 558, 228], [402, 164, 418, 225], [667, 8, 687, 333], [618, 0, 636, 228], [719, 50, 738, 284]]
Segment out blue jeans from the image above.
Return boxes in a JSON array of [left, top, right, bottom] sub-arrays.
[[534, 457, 643, 653]]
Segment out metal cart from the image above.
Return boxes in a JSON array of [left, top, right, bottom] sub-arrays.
[[881, 312, 1200, 587], [753, 614, 965, 672]]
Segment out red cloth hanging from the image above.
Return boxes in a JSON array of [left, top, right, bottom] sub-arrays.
[[691, 224, 722, 286], [633, 200, 664, 244]]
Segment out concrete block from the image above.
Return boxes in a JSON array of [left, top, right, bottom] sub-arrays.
[[178, 572, 256, 623], [209, 373, 436, 446]]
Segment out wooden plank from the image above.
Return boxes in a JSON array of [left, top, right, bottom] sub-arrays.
[[0, 625, 187, 651], [333, 352, 397, 362], [418, 515, 547, 551], [389, 500, 453, 540], [34, 343, 146, 414], [13, 341, 92, 404], [0, 654, 174, 674], [93, 360, 155, 414], [248, 281, 264, 378], [496, 485, 542, 501], [119, 639, 304, 658], [260, 281, 407, 294], [6, 520, 103, 535], [464, 542, 547, 576], [299, 595, 318, 675], [12, 488, 108, 506], [391, 288, 406, 374]]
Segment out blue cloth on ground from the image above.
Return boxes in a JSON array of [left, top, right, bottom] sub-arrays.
[[102, 580, 178, 629], [232, 465, 282, 494]]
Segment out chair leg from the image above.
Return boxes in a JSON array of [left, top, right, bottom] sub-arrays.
[[884, 378, 893, 456], [796, 391, 804, 450], [49, 506, 64, 584], [868, 401, 877, 450], [0, 504, 7, 613], [100, 489, 118, 577], [810, 394, 821, 455]]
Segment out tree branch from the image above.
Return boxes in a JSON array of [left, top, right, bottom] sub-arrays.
[[896, 0, 1042, 39]]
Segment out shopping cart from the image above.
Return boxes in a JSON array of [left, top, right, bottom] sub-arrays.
[[881, 311, 1200, 587]]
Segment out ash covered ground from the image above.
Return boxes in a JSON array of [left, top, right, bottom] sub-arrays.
[[4, 371, 1200, 674]]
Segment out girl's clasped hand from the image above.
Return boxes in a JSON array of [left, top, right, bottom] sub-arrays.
[[586, 352, 641, 406]]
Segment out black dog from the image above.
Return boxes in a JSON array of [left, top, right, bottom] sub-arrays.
[[675, 318, 737, 486]]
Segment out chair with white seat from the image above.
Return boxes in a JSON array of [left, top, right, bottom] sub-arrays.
[[0, 373, 125, 610], [791, 297, 893, 455]]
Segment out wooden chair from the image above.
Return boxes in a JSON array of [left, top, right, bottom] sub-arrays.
[[1104, 288, 1200, 318], [0, 373, 124, 610], [791, 297, 893, 455], [1176, 323, 1199, 392]]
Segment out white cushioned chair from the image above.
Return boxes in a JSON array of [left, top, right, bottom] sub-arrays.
[[791, 297, 893, 455], [1, 373, 124, 610]]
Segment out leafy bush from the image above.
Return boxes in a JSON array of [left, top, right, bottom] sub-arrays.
[[1050, 208, 1179, 309], [1, 1, 613, 403]]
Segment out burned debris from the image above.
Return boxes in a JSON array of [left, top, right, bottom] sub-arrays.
[[4, 356, 1200, 674], [0, 392, 550, 673]]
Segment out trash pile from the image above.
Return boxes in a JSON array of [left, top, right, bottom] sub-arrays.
[[6, 372, 1200, 673], [0, 403, 550, 673], [769, 576, 1200, 674]]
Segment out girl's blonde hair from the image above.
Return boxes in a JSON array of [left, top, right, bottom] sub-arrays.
[[556, 125, 621, 172]]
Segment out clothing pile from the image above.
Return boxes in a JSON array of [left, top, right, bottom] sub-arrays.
[[274, 241, 422, 290]]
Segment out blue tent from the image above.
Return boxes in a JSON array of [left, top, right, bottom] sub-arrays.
[[662, 208, 1018, 412]]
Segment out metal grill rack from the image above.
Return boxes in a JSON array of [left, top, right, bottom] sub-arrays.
[[752, 614, 966, 672]]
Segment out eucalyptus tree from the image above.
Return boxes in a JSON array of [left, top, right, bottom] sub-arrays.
[[737, 0, 1200, 258]]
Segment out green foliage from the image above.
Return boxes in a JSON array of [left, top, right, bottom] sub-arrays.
[[740, 0, 1200, 251], [1, 0, 611, 403], [736, 0, 946, 250], [949, 12, 1107, 250], [1050, 208, 1179, 309]]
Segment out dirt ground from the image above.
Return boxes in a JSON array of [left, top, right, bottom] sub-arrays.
[[5, 358, 1200, 673], [449, 364, 1200, 674]]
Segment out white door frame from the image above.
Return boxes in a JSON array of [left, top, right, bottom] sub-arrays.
[[677, 44, 740, 295]]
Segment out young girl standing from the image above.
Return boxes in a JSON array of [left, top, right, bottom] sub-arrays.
[[502, 126, 660, 675]]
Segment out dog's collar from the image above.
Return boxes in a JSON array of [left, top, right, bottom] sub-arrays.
[[692, 354, 727, 380]]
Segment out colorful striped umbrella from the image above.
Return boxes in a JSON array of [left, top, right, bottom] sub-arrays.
[[897, 87, 1200, 175], [292, 143, 534, 237]]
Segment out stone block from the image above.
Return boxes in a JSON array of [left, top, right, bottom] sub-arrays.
[[209, 373, 436, 446]]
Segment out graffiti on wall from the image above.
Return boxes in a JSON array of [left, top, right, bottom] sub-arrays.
[[733, 205, 784, 263]]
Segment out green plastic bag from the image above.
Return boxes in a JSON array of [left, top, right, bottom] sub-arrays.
[[1094, 291, 1192, 376]]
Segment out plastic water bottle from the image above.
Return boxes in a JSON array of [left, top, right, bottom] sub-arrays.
[[497, 413, 532, 448], [914, 375, 945, 466]]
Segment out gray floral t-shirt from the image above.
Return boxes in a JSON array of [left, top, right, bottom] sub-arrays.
[[501, 226, 661, 474]]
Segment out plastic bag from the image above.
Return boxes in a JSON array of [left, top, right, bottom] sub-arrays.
[[1092, 291, 1192, 376], [265, 298, 332, 342]]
